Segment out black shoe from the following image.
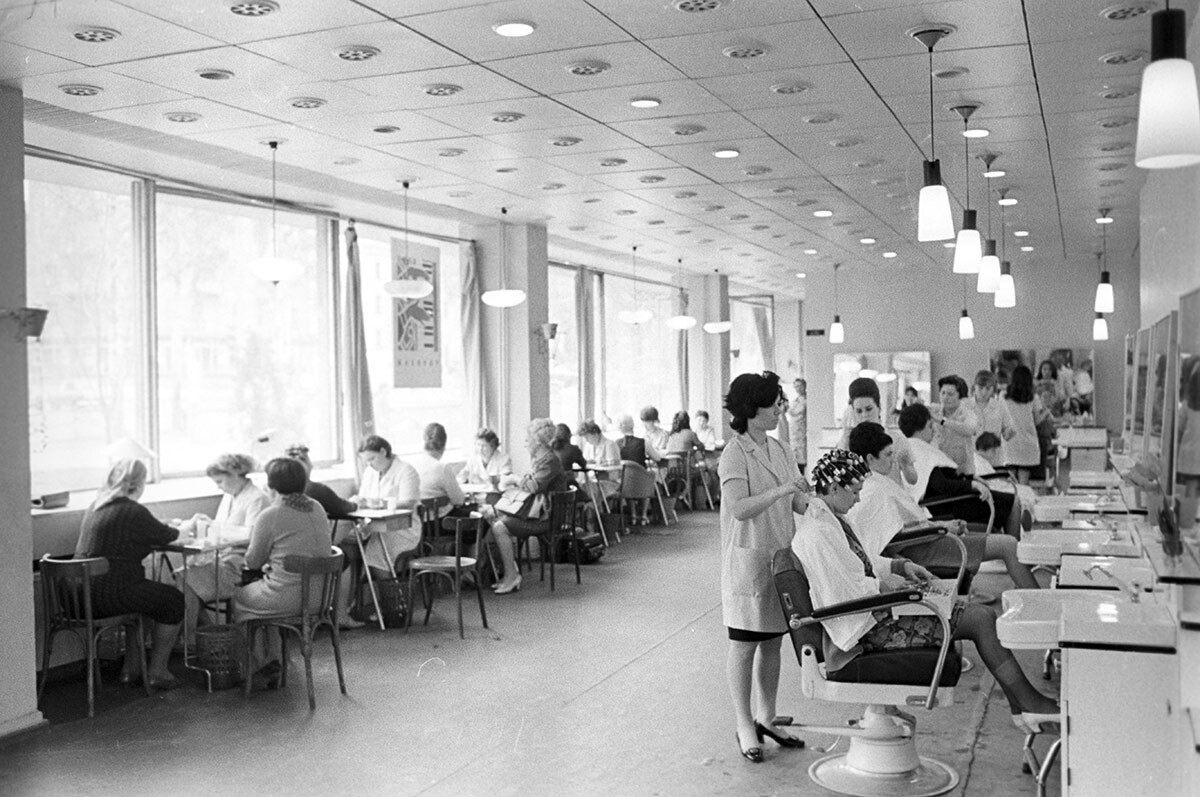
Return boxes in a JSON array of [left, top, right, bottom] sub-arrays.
[[735, 732, 763, 763], [755, 720, 805, 749]]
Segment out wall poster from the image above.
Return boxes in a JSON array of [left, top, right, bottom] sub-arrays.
[[392, 238, 441, 388]]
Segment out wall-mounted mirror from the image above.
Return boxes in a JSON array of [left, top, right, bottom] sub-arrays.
[[1132, 328, 1151, 455], [832, 351, 931, 425], [988, 348, 1096, 423], [1145, 312, 1178, 472], [1175, 289, 1200, 530], [1122, 334, 1136, 443]]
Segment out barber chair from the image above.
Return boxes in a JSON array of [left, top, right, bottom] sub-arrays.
[[772, 527, 965, 796]]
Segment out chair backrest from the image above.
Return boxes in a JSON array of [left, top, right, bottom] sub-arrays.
[[417, 497, 451, 551], [282, 547, 344, 619], [547, 489, 577, 534], [662, 454, 691, 496], [618, 461, 657, 499], [40, 555, 107, 624], [771, 548, 825, 662], [440, 514, 485, 556]]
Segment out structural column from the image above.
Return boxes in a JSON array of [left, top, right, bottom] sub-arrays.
[[684, 272, 731, 440]]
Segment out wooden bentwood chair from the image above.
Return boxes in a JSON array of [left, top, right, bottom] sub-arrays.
[[406, 508, 488, 638]]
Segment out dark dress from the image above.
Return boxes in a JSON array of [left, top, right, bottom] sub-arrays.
[[305, 480, 356, 519], [500, 451, 571, 536], [75, 498, 185, 624], [922, 467, 1016, 532], [618, 435, 647, 464], [554, 443, 588, 486]]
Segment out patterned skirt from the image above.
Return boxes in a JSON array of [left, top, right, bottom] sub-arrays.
[[859, 599, 966, 652]]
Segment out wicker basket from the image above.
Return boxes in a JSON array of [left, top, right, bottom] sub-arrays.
[[195, 624, 243, 689]]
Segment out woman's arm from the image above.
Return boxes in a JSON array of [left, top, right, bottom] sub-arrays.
[[128, 503, 179, 547], [724, 476, 803, 522], [243, 512, 273, 570], [443, 464, 466, 506]]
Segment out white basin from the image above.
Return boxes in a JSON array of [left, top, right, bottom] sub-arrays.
[[1017, 527, 1141, 566], [1059, 599, 1175, 649], [997, 590, 1123, 649], [1057, 555, 1156, 590]]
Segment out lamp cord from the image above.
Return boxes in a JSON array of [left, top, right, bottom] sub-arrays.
[[985, 176, 992, 239], [402, 181, 410, 264], [269, 141, 278, 257], [963, 123, 970, 208], [928, 46, 936, 160], [1000, 204, 1007, 261], [833, 264, 840, 315]]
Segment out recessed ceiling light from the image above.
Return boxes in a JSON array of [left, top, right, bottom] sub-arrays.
[[289, 96, 326, 109], [229, 1, 279, 16], [743, 166, 771, 175], [551, 136, 582, 147], [770, 81, 810, 95], [336, 45, 380, 61], [373, 125, 400, 133], [883, 251, 898, 258], [493, 21, 536, 37], [772, 186, 796, 194], [997, 196, 1018, 206], [796, 272, 806, 279], [1014, 230, 1030, 236], [859, 237, 876, 245], [647, 219, 665, 225], [1101, 4, 1157, 22], [630, 97, 661, 108], [713, 149, 740, 158], [729, 213, 749, 220], [803, 249, 818, 255], [600, 158, 627, 167], [197, 68, 235, 81], [803, 112, 840, 125], [750, 224, 769, 230], [73, 26, 120, 42], [675, 229, 693, 235], [583, 198, 601, 203], [722, 44, 769, 59], [831, 137, 863, 148], [982, 168, 1006, 178], [1020, 245, 1034, 252], [492, 111, 525, 123], [59, 84, 102, 97], [423, 83, 463, 97], [567, 60, 610, 76], [164, 111, 202, 123], [812, 210, 832, 218], [1098, 141, 1133, 152], [616, 209, 637, 216], [793, 199, 817, 207], [1097, 162, 1128, 171], [673, 124, 706, 136], [853, 159, 883, 169], [1099, 86, 1139, 100], [704, 204, 725, 211], [1096, 116, 1135, 129], [962, 128, 990, 138]]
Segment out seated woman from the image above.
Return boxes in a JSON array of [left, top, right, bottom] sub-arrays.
[[640, 406, 668, 464], [75, 459, 184, 689], [458, 428, 516, 490], [847, 423, 1038, 590], [694, 410, 719, 450], [486, 418, 571, 594], [411, 422, 466, 519], [552, 422, 588, 486], [665, 410, 706, 459], [792, 450, 1058, 732], [181, 453, 271, 633], [899, 403, 1022, 538], [233, 458, 332, 689], [283, 443, 357, 519], [579, 419, 619, 466], [350, 435, 420, 577], [615, 414, 648, 463], [837, 378, 918, 487]]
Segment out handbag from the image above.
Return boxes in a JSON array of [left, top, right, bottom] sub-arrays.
[[495, 488, 549, 520]]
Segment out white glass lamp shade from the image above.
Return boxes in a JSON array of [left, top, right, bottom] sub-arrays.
[[917, 160, 955, 242], [1094, 273, 1115, 313], [1136, 10, 1200, 169], [959, 309, 975, 340], [249, 255, 303, 283], [384, 278, 434, 298], [481, 288, 527, 308], [618, 309, 653, 325], [702, 320, 732, 334], [828, 315, 845, 344], [976, 240, 1001, 293], [1093, 313, 1110, 341], [665, 314, 697, 330], [953, 210, 982, 274], [994, 262, 1016, 308]]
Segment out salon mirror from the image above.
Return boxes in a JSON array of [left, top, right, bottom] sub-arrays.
[[989, 348, 1097, 424], [1144, 312, 1178, 474], [1174, 289, 1200, 530], [832, 351, 930, 425], [1132, 329, 1151, 454]]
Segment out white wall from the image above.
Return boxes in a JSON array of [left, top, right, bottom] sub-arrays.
[[0, 85, 45, 739], [1141, 168, 1200, 325]]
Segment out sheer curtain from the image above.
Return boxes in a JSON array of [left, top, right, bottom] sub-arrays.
[[343, 221, 374, 472], [460, 240, 488, 433]]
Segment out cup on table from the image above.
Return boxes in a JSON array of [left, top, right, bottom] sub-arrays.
[[385, 497, 398, 512], [196, 518, 210, 540], [490, 475, 500, 490]]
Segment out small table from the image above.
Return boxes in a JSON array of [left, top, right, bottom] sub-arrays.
[[345, 507, 412, 631], [156, 535, 238, 692]]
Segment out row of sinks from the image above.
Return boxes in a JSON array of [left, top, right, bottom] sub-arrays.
[[998, 524, 1177, 650]]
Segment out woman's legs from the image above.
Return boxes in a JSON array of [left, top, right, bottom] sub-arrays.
[[490, 519, 519, 587], [147, 621, 181, 680], [1015, 466, 1031, 485], [953, 603, 1057, 714], [727, 639, 761, 752], [752, 636, 783, 723], [983, 534, 1039, 589]]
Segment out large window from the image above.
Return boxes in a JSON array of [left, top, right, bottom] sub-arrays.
[[26, 159, 142, 494], [548, 265, 581, 429], [155, 193, 337, 474], [730, 296, 774, 377], [601, 275, 683, 423], [354, 223, 468, 458]]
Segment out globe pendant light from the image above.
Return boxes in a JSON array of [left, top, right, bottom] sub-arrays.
[[1135, 5, 1200, 169], [994, 202, 1015, 308], [1094, 213, 1115, 313], [951, 105, 982, 273], [1093, 312, 1110, 341], [481, 207, 527, 308], [384, 180, 434, 299], [703, 320, 733, 334], [248, 140, 304, 283], [912, 26, 956, 242], [666, 257, 697, 329], [617, 245, 653, 325], [976, 154, 1001, 293], [828, 263, 845, 344]]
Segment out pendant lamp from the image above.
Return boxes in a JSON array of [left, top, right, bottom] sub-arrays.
[[384, 181, 435, 299], [951, 105, 982, 273], [994, 201, 1015, 308], [703, 320, 732, 334], [481, 207, 527, 308], [617, 245, 653, 325], [666, 258, 698, 329], [828, 263, 845, 343], [976, 154, 1001, 293], [911, 26, 956, 242], [1135, 5, 1200, 169], [1094, 212, 1115, 313], [958, 279, 974, 339], [1093, 313, 1110, 341], [248, 141, 304, 283]]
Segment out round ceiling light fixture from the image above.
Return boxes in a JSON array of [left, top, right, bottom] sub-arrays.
[[812, 209, 833, 218], [713, 148, 740, 158], [438, 148, 466, 158], [770, 81, 810, 95], [630, 97, 661, 108], [197, 68, 235, 81], [373, 125, 401, 134], [492, 111, 525, 123], [722, 44, 769, 59], [493, 21, 536, 37], [551, 136, 583, 147], [165, 111, 202, 123], [883, 251, 898, 258], [963, 128, 990, 138], [675, 0, 723, 11], [289, 96, 326, 109], [600, 158, 628, 167], [673, 124, 706, 136]]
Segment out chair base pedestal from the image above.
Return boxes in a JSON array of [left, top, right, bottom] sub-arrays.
[[809, 749, 958, 797]]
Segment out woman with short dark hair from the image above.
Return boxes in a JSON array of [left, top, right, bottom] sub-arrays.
[[412, 422, 466, 518], [1004, 365, 1045, 484], [235, 457, 333, 686], [719, 372, 811, 762], [351, 434, 420, 573], [458, 428, 515, 489]]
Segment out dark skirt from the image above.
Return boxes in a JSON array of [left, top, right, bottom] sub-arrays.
[[727, 627, 785, 642], [92, 574, 185, 625]]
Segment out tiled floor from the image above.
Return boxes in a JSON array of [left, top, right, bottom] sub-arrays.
[[1, 511, 1055, 795]]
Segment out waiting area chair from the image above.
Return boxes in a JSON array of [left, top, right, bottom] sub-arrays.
[[616, 460, 660, 533], [771, 534, 963, 797], [38, 555, 153, 718], [513, 488, 582, 591], [407, 510, 488, 638], [242, 547, 346, 710], [662, 454, 714, 511]]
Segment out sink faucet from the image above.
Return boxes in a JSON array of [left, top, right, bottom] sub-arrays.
[[1083, 564, 1142, 602]]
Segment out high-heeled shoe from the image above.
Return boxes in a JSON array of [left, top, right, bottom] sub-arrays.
[[755, 720, 805, 749], [735, 732, 763, 763], [493, 575, 522, 594], [1018, 711, 1060, 733], [147, 674, 183, 691]]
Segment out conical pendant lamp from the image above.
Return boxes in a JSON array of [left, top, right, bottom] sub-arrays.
[[828, 263, 845, 344], [1135, 5, 1200, 169], [248, 140, 304, 283], [993, 200, 1015, 308], [951, 104, 981, 274], [976, 154, 1001, 293], [911, 26, 956, 242], [1094, 211, 1115, 313]]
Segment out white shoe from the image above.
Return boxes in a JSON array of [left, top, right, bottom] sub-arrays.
[[493, 575, 522, 594]]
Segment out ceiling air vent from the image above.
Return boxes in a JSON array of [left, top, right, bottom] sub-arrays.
[[566, 60, 611, 76], [164, 111, 201, 123], [723, 44, 769, 59], [673, 191, 698, 199], [600, 158, 627, 167], [197, 68, 235, 81], [551, 136, 582, 147], [933, 66, 969, 79], [373, 125, 401, 133], [1100, 4, 1157, 22], [229, 2, 279, 16], [803, 112, 840, 125], [1099, 50, 1147, 66], [743, 166, 772, 176], [438, 148, 466, 158], [60, 84, 102, 97], [492, 111, 525, 123], [542, 182, 565, 190], [423, 84, 462, 97], [1099, 86, 1138, 100], [675, 0, 722, 11], [336, 45, 380, 61], [771, 82, 810, 95], [704, 204, 725, 211], [639, 175, 665, 183], [1096, 115, 1135, 128], [73, 27, 120, 43], [673, 124, 706, 136], [289, 97, 326, 109], [615, 209, 637, 216], [1098, 141, 1133, 152]]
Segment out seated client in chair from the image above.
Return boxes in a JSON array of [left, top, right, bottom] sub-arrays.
[[792, 449, 1058, 733]]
